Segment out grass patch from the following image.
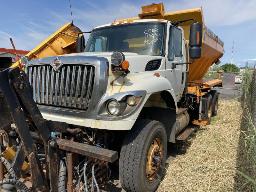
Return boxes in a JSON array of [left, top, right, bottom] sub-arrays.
[[235, 69, 256, 191], [210, 116, 219, 125]]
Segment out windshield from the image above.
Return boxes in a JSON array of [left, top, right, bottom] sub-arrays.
[[85, 22, 165, 56]]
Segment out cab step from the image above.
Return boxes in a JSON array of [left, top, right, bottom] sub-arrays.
[[176, 126, 196, 141], [176, 107, 188, 115]]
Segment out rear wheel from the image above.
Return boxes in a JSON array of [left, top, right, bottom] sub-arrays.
[[211, 91, 219, 117], [203, 94, 212, 124], [119, 120, 167, 192]]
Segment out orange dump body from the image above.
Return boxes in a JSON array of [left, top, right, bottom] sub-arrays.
[[12, 23, 81, 68], [164, 8, 224, 82]]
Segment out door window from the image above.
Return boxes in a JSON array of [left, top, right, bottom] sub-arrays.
[[168, 26, 183, 60]]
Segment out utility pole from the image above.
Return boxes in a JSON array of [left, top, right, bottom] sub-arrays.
[[230, 40, 234, 64]]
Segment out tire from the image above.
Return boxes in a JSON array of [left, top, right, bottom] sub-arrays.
[[119, 119, 167, 192], [211, 91, 219, 117], [202, 94, 212, 124]]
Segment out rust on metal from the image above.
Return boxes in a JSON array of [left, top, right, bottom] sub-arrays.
[[154, 72, 160, 77], [146, 138, 163, 181], [0, 135, 3, 181], [56, 139, 118, 163], [66, 153, 73, 192], [192, 119, 208, 126], [48, 142, 59, 192], [187, 85, 204, 97], [176, 127, 196, 141], [28, 152, 49, 192], [187, 79, 222, 99], [203, 79, 222, 89]]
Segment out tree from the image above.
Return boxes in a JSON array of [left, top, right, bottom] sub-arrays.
[[221, 63, 240, 73], [211, 64, 222, 72]]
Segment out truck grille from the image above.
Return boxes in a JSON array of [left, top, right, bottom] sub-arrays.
[[26, 65, 95, 110]]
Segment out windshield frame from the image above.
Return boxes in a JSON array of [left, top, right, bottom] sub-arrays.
[[85, 22, 167, 56]]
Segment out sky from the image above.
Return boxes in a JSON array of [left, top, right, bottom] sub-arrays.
[[1, 0, 256, 66]]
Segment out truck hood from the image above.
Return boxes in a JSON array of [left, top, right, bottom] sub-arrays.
[[65, 52, 163, 73]]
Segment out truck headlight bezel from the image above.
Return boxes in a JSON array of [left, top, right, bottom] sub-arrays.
[[98, 90, 146, 119]]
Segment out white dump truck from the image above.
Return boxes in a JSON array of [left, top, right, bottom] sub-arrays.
[[0, 3, 224, 192]]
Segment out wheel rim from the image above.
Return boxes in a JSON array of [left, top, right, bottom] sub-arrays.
[[146, 138, 163, 181]]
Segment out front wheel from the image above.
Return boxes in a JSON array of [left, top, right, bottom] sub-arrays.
[[119, 120, 167, 192]]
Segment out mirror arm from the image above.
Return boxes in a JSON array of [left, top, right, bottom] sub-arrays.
[[172, 19, 195, 27], [171, 62, 192, 69], [173, 62, 192, 65], [79, 31, 92, 35]]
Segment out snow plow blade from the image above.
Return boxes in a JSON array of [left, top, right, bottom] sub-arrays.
[[0, 68, 117, 191]]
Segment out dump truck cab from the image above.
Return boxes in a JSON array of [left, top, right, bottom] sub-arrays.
[[22, 3, 224, 132], [85, 19, 188, 99], [26, 18, 196, 131]]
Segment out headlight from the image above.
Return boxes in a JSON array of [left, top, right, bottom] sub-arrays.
[[111, 52, 125, 67], [106, 100, 126, 116], [106, 96, 140, 116], [98, 91, 146, 119], [127, 96, 137, 106], [107, 100, 120, 115], [111, 51, 129, 72]]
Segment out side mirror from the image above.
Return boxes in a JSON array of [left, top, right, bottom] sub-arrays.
[[189, 22, 202, 59], [76, 34, 85, 53]]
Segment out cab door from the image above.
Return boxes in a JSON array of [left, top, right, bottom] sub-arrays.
[[165, 24, 186, 100]]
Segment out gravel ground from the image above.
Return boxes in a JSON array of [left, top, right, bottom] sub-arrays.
[[158, 99, 242, 192]]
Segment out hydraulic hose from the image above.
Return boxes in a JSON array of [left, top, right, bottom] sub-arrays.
[[0, 157, 30, 191], [58, 160, 67, 192], [83, 162, 88, 192], [0, 179, 30, 192], [1, 157, 16, 179], [91, 164, 99, 192]]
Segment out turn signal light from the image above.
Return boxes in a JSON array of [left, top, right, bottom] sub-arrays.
[[111, 52, 129, 73], [139, 3, 165, 18], [121, 60, 129, 71]]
